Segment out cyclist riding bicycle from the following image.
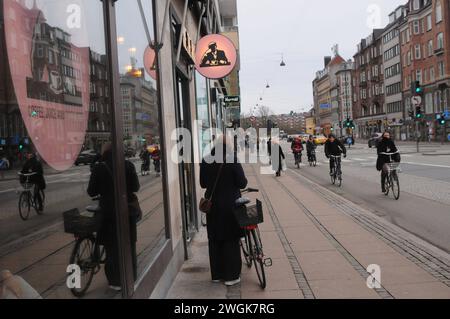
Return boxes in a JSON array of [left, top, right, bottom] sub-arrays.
[[324, 134, 346, 176], [139, 147, 150, 173], [20, 152, 45, 212], [151, 145, 161, 173], [306, 135, 316, 162], [291, 137, 303, 164], [376, 131, 401, 193]]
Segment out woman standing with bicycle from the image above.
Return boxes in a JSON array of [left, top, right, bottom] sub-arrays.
[[87, 143, 140, 291], [200, 135, 248, 286], [376, 131, 401, 193]]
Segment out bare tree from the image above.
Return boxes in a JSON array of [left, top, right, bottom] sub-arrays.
[[256, 105, 274, 126]]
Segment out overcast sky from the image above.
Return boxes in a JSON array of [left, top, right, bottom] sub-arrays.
[[237, 0, 407, 116]]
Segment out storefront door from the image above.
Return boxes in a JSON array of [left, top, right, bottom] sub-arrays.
[[175, 72, 197, 253]]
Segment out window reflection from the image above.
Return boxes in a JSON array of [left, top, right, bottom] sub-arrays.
[[115, 0, 166, 278], [0, 0, 113, 299]]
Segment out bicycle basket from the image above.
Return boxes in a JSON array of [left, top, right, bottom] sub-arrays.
[[234, 199, 263, 227], [20, 182, 34, 190], [63, 208, 103, 236], [384, 162, 400, 173]]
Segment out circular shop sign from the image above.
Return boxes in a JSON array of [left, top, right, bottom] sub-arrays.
[[144, 46, 157, 80], [195, 34, 237, 79]]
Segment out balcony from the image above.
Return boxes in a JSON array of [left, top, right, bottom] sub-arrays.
[[434, 47, 444, 56]]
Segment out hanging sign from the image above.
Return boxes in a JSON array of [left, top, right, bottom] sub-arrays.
[[195, 34, 237, 79], [3, 0, 90, 171], [144, 46, 157, 80]]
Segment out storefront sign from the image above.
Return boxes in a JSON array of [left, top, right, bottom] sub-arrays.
[[224, 96, 240, 103], [3, 0, 90, 171], [195, 34, 237, 79], [320, 104, 330, 109], [144, 46, 157, 80]]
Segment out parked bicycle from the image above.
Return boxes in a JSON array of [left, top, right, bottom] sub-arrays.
[[17, 172, 45, 221], [235, 188, 272, 289], [330, 155, 342, 187], [308, 150, 317, 167], [380, 151, 401, 200], [64, 197, 105, 297]]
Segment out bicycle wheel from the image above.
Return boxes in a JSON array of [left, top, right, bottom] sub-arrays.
[[384, 174, 391, 196], [69, 237, 96, 297], [337, 173, 342, 187], [251, 229, 266, 289], [240, 232, 252, 268], [18, 192, 31, 221], [391, 172, 400, 200]]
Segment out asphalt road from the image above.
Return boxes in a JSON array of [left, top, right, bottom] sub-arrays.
[[0, 160, 160, 248], [281, 141, 450, 253]]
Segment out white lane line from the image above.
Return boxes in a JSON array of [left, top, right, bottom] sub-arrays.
[[351, 158, 366, 161], [402, 162, 450, 169], [0, 188, 16, 194]]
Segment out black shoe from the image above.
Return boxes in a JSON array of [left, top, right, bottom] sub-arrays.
[[382, 188, 386, 193]]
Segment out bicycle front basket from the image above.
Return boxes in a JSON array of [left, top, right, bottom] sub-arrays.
[[63, 208, 103, 236], [234, 199, 263, 227]]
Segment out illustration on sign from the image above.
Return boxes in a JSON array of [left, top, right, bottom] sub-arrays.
[[200, 42, 231, 67], [195, 34, 237, 79]]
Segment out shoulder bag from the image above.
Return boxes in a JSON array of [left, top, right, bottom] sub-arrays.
[[199, 164, 224, 214]]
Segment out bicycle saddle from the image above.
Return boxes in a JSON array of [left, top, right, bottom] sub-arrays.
[[235, 197, 251, 207]]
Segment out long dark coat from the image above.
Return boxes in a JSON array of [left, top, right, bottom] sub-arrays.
[[376, 138, 400, 171], [200, 152, 248, 241], [87, 154, 140, 244]]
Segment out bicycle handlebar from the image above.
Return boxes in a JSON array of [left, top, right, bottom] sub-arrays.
[[379, 151, 399, 155], [18, 172, 37, 177]]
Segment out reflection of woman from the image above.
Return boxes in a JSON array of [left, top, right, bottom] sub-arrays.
[[87, 143, 140, 291]]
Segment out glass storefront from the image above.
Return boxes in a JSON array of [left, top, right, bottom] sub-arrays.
[[0, 0, 167, 299]]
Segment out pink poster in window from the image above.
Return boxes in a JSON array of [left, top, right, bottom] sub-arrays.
[[3, 0, 90, 171]]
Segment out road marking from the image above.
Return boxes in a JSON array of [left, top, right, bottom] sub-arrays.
[[0, 188, 16, 194], [402, 162, 450, 169], [351, 158, 366, 161]]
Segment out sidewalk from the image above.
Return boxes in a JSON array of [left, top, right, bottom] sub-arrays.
[[167, 162, 450, 299]]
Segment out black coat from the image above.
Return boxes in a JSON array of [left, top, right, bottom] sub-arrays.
[[271, 143, 285, 172], [21, 157, 45, 189], [306, 141, 316, 153], [200, 153, 248, 241], [324, 140, 346, 157], [87, 157, 140, 244], [376, 138, 400, 171]]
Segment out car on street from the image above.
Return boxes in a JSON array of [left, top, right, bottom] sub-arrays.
[[314, 135, 328, 145], [368, 133, 383, 148], [74, 150, 100, 166]]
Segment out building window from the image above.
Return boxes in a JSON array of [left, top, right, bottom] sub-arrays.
[[416, 69, 422, 83], [415, 44, 421, 59], [413, 21, 420, 34], [427, 14, 432, 31], [430, 67, 435, 81], [436, 0, 442, 23], [428, 40, 433, 56], [437, 33, 444, 50], [438, 61, 445, 78]]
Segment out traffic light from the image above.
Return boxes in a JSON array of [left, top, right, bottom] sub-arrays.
[[439, 114, 446, 126], [408, 109, 415, 118], [415, 106, 423, 119], [412, 81, 424, 96]]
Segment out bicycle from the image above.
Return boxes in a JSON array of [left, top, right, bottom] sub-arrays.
[[308, 150, 317, 167], [329, 155, 342, 187], [141, 160, 150, 176], [380, 151, 401, 200], [64, 198, 105, 297], [236, 188, 272, 289], [17, 172, 45, 221], [293, 152, 302, 169]]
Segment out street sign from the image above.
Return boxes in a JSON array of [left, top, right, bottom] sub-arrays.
[[224, 96, 240, 103], [411, 96, 422, 107]]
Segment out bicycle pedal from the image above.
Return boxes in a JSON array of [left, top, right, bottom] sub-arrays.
[[264, 258, 273, 267]]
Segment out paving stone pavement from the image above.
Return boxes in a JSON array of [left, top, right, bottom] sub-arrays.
[[166, 162, 450, 299]]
